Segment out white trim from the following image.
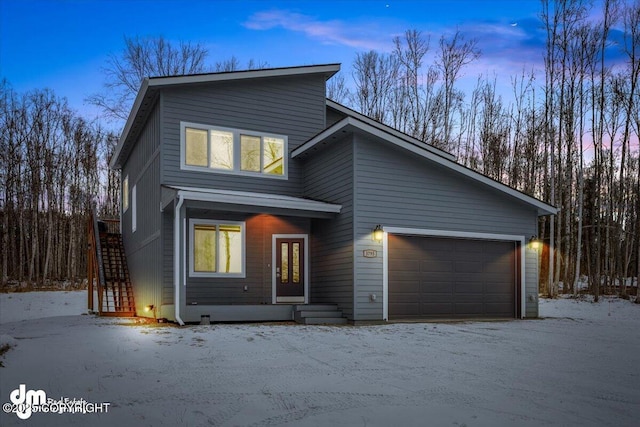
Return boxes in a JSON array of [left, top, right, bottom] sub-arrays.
[[188, 219, 246, 278], [111, 79, 150, 169], [122, 175, 129, 213], [325, 100, 457, 161], [174, 195, 185, 325], [131, 185, 137, 233], [382, 227, 526, 320], [168, 186, 341, 214], [180, 121, 289, 180], [149, 64, 340, 87], [293, 117, 556, 216], [272, 234, 309, 304]]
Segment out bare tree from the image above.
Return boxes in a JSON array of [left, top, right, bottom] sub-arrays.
[[392, 30, 430, 137], [327, 72, 350, 103], [87, 36, 209, 122], [215, 56, 269, 72], [618, 0, 640, 298], [435, 29, 480, 149], [350, 50, 399, 123]]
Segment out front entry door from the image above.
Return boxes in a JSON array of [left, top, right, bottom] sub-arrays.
[[275, 237, 305, 303]]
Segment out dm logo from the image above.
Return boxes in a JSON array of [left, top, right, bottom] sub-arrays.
[[9, 384, 46, 420]]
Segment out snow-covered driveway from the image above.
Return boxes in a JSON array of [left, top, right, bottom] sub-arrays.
[[0, 291, 638, 426]]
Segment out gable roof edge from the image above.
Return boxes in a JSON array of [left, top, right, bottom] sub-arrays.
[[110, 78, 150, 169], [148, 63, 340, 87], [326, 99, 457, 161], [294, 116, 557, 216]]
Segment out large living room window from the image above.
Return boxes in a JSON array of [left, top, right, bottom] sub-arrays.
[[182, 122, 286, 178], [189, 219, 245, 278]]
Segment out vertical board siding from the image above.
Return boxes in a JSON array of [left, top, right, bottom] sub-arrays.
[[121, 103, 162, 316], [352, 134, 540, 320], [185, 212, 309, 305], [303, 135, 355, 318], [160, 75, 327, 196]]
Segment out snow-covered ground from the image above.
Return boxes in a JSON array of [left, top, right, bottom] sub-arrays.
[[0, 291, 638, 426]]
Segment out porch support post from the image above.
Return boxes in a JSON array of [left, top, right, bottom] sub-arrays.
[[174, 194, 185, 325]]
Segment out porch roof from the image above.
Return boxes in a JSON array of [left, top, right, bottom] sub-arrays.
[[162, 186, 342, 217]]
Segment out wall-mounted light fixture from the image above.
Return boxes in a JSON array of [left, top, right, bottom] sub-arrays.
[[144, 304, 157, 319], [373, 224, 384, 242], [529, 236, 540, 250]]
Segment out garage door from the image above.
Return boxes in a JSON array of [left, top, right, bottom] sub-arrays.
[[388, 235, 517, 319]]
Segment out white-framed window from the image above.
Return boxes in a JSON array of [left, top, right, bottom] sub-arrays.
[[181, 122, 287, 179], [122, 175, 129, 212], [189, 219, 246, 278], [131, 185, 137, 233]]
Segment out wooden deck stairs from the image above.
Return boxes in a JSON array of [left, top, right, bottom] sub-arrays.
[[87, 211, 136, 317]]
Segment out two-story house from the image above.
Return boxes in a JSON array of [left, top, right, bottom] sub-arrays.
[[109, 63, 556, 324]]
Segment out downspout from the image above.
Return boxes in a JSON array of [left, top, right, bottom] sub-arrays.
[[174, 194, 185, 325]]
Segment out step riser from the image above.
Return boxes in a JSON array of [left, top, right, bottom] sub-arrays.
[[302, 317, 348, 325], [293, 304, 346, 324], [296, 311, 344, 318], [293, 304, 339, 311]]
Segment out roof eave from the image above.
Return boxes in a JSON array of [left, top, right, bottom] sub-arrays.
[[325, 99, 457, 161], [110, 78, 150, 170], [166, 186, 342, 215], [294, 117, 557, 216], [148, 63, 340, 87]]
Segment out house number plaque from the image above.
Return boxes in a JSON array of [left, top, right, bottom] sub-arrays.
[[363, 249, 377, 258]]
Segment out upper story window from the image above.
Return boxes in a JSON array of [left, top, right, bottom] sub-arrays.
[[181, 122, 287, 178]]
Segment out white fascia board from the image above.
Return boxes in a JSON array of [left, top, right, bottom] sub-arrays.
[[384, 227, 524, 242], [148, 64, 341, 88], [291, 117, 352, 158], [111, 78, 150, 170], [172, 186, 341, 214], [326, 100, 457, 161], [297, 117, 556, 216]]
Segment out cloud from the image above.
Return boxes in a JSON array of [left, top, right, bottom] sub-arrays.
[[244, 10, 393, 51]]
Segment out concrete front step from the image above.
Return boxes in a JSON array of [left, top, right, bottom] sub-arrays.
[[293, 304, 347, 325], [296, 310, 343, 318], [300, 316, 349, 325], [293, 304, 340, 312]]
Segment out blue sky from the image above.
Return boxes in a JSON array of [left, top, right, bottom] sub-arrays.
[[0, 0, 623, 121]]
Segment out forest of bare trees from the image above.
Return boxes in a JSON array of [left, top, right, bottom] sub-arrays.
[[1, 1, 638, 300], [0, 82, 117, 284]]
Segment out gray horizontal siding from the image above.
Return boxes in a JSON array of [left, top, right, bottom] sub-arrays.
[[352, 133, 539, 320], [304, 136, 354, 318], [160, 75, 327, 196], [326, 107, 346, 128], [122, 103, 160, 247], [121, 103, 162, 317]]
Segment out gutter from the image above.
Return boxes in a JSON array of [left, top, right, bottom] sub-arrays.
[[174, 194, 185, 325]]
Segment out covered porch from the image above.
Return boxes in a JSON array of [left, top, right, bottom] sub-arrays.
[[160, 186, 343, 324]]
